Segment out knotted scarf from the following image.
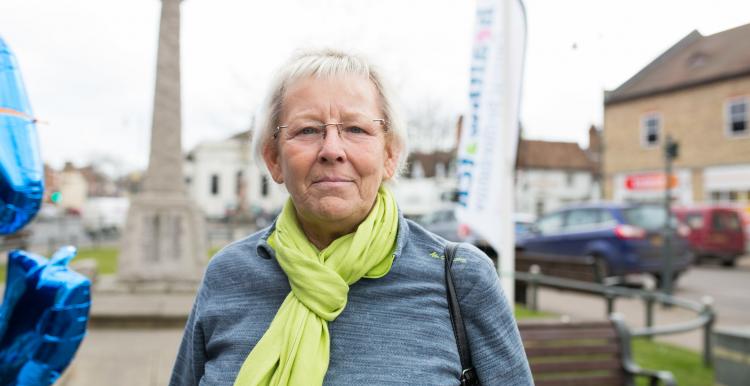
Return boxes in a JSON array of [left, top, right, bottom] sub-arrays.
[[233, 186, 399, 386]]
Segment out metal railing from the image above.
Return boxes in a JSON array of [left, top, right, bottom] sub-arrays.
[[514, 267, 716, 367]]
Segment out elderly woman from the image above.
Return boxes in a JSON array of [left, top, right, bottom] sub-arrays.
[[169, 49, 532, 385]]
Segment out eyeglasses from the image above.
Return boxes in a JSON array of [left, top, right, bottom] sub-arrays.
[[273, 119, 387, 145]]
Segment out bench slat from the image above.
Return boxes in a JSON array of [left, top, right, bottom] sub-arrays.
[[524, 344, 620, 356], [535, 375, 625, 386], [521, 327, 617, 340], [518, 321, 612, 329], [530, 358, 622, 373]]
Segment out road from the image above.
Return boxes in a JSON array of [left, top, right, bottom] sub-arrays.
[[675, 256, 750, 328]]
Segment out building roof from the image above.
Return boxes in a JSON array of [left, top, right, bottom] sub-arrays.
[[605, 23, 750, 105], [516, 139, 594, 171], [405, 150, 455, 178]]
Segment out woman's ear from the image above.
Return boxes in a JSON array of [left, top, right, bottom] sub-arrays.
[[262, 142, 284, 184], [383, 142, 401, 180]]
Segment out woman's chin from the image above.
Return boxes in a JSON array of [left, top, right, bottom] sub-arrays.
[[305, 198, 368, 225]]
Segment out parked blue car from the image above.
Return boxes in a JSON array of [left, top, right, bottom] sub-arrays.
[[516, 203, 694, 286]]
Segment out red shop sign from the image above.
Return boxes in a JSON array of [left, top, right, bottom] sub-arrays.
[[625, 173, 678, 190]]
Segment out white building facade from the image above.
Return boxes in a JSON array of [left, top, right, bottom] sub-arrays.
[[185, 131, 287, 219], [515, 169, 600, 216], [514, 138, 602, 217]]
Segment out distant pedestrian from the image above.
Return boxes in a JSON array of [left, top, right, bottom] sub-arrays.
[[169, 48, 532, 386]]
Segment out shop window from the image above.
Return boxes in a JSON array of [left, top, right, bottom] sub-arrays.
[[641, 113, 661, 147], [726, 97, 748, 137]]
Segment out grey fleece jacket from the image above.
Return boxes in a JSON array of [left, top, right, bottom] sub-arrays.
[[169, 214, 533, 385]]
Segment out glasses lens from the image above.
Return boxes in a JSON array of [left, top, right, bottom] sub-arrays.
[[284, 119, 385, 144]]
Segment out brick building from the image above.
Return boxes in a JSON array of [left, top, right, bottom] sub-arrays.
[[603, 23, 750, 211]]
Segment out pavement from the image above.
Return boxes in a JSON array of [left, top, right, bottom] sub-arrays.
[[59, 287, 195, 386]]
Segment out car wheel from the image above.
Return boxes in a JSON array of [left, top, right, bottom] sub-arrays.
[[721, 258, 736, 267]]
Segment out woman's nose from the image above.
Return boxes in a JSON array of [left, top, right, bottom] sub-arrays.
[[318, 126, 347, 163]]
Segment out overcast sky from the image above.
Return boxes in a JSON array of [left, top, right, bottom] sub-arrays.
[[1, 0, 749, 175]]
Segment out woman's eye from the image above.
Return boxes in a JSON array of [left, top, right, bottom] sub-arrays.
[[299, 127, 318, 135], [346, 126, 366, 134]]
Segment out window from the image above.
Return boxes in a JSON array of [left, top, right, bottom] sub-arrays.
[[236, 171, 243, 195], [713, 212, 741, 232], [641, 113, 661, 147], [566, 172, 575, 187], [210, 174, 219, 196], [726, 97, 748, 137], [685, 213, 704, 229], [565, 209, 599, 230], [536, 212, 565, 235], [261, 175, 269, 197], [565, 209, 616, 232], [622, 205, 675, 231]]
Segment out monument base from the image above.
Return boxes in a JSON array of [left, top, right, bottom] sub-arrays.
[[117, 192, 207, 288]]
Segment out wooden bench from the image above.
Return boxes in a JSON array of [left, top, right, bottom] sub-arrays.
[[516, 251, 606, 283], [515, 251, 607, 304], [518, 314, 676, 386]]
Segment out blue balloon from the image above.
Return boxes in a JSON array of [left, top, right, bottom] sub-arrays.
[[0, 247, 91, 385], [0, 35, 44, 235], [0, 37, 90, 386]]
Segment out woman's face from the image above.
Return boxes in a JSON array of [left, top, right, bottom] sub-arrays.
[[263, 75, 399, 229]]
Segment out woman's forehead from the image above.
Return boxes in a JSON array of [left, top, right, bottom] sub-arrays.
[[280, 75, 382, 119]]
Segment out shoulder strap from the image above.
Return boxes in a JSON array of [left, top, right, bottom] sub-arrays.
[[444, 242, 479, 386]]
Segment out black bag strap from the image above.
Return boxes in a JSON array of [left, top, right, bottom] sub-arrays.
[[444, 242, 479, 386]]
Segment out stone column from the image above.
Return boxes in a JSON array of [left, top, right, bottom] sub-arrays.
[[117, 0, 206, 291]]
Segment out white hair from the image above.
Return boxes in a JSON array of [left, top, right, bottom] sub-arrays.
[[251, 48, 409, 178]]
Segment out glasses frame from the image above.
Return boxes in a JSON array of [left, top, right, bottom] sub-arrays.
[[272, 119, 388, 140]]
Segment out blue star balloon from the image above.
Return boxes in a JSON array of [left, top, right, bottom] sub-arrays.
[[1, 35, 44, 235], [0, 247, 91, 385], [1, 36, 91, 386]]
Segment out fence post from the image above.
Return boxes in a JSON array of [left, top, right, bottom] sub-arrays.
[[603, 287, 615, 316], [529, 264, 540, 312], [701, 296, 715, 367], [643, 292, 655, 340]]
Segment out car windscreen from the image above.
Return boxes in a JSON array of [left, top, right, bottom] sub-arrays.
[[622, 206, 672, 230]]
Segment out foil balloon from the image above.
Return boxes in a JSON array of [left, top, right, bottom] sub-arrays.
[[0, 247, 90, 385], [0, 35, 44, 235], [0, 36, 91, 386]]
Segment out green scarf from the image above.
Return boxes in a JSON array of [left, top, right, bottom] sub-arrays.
[[233, 186, 399, 386]]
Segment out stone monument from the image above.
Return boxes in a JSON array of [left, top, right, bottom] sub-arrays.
[[117, 0, 206, 290]]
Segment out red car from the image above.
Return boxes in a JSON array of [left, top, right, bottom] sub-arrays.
[[674, 206, 747, 267]]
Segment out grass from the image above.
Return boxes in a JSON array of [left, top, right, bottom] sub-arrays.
[[1, 246, 221, 282], [75, 247, 119, 274], [514, 305, 714, 386], [632, 338, 714, 386], [514, 304, 556, 319]]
